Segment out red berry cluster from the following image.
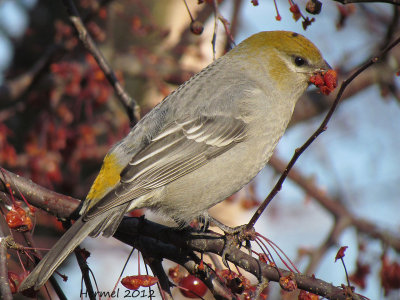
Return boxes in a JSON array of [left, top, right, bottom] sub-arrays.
[[310, 69, 338, 95]]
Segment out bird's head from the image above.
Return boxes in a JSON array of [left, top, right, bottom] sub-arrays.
[[230, 31, 336, 98]]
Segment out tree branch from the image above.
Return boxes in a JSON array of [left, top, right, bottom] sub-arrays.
[[61, 0, 140, 124], [0, 168, 80, 219], [116, 217, 362, 300], [334, 0, 400, 5], [0, 168, 363, 299], [0, 217, 13, 300]]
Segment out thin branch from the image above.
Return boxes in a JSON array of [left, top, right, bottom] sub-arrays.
[[75, 247, 96, 300], [0, 168, 81, 219], [143, 256, 172, 299], [172, 1, 214, 50], [304, 217, 350, 275], [0, 220, 13, 300], [334, 0, 400, 5], [48, 276, 68, 300], [61, 0, 140, 124], [382, 5, 400, 49], [182, 254, 235, 300], [246, 34, 400, 230], [0, 0, 112, 106], [228, 0, 243, 44], [211, 0, 219, 60], [376, 5, 400, 100], [0, 101, 26, 123], [268, 156, 349, 219], [269, 155, 400, 253], [81, 0, 114, 22], [212, 0, 236, 50], [0, 241, 12, 300], [183, 0, 195, 22], [20, 231, 71, 299], [0, 45, 61, 104]]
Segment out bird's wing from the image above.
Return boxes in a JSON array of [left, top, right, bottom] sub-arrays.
[[84, 114, 248, 220]]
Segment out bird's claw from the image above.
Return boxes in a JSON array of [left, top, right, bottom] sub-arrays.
[[205, 216, 256, 267], [220, 224, 256, 268]]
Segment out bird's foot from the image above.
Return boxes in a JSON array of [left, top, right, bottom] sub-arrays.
[[208, 217, 256, 267]]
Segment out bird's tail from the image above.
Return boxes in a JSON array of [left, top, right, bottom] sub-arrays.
[[18, 216, 101, 291]]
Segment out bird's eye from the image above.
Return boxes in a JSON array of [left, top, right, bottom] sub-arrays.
[[294, 56, 307, 67]]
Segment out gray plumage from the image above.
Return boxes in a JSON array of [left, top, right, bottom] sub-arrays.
[[19, 31, 330, 292]]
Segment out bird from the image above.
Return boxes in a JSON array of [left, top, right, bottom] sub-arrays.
[[19, 31, 332, 291]]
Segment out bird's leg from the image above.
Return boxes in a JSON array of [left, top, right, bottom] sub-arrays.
[[207, 217, 242, 234], [198, 214, 210, 232]]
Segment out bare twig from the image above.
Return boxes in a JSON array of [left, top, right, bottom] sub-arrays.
[[376, 5, 400, 100], [75, 246, 96, 300], [382, 5, 400, 49], [82, 0, 114, 22], [0, 168, 81, 219], [0, 0, 112, 106], [61, 0, 140, 124], [269, 155, 400, 253], [143, 257, 172, 299], [48, 276, 68, 300], [173, 1, 215, 51], [211, 0, 236, 52], [0, 219, 13, 300], [228, 0, 243, 43], [0, 101, 26, 123], [182, 253, 235, 299], [211, 0, 219, 60], [334, 0, 400, 5], [183, 0, 195, 22], [0, 45, 61, 104], [246, 34, 400, 230], [304, 217, 351, 275], [0, 241, 12, 300]]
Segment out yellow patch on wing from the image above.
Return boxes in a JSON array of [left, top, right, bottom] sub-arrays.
[[85, 153, 124, 209]]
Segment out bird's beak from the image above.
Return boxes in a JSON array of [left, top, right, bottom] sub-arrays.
[[311, 59, 332, 75], [311, 60, 331, 75], [322, 60, 332, 71]]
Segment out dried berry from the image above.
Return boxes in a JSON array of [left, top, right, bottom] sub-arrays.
[[306, 0, 322, 15], [190, 20, 204, 35]]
